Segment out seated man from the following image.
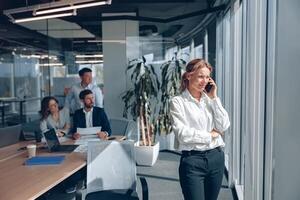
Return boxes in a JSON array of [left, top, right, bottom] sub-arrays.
[[72, 89, 111, 140]]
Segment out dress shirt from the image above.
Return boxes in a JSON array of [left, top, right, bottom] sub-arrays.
[[83, 107, 93, 128], [65, 82, 103, 113], [170, 89, 230, 151]]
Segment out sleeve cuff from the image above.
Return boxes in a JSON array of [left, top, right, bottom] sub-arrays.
[[104, 131, 109, 137]]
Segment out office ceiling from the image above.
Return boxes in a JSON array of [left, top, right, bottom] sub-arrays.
[[0, 0, 226, 56]]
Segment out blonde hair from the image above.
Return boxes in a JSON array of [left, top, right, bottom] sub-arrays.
[[180, 59, 213, 92]]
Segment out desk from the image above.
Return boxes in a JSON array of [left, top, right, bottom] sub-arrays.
[[0, 141, 86, 200], [0, 97, 41, 125], [0, 141, 31, 162]]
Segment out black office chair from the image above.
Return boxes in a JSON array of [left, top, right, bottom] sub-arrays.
[[109, 118, 139, 142], [21, 120, 42, 142], [76, 141, 148, 200], [0, 124, 22, 148], [108, 118, 130, 136]]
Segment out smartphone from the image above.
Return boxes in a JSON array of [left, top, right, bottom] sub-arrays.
[[205, 83, 213, 92], [108, 136, 116, 140]]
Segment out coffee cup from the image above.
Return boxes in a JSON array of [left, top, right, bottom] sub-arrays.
[[27, 144, 36, 158]]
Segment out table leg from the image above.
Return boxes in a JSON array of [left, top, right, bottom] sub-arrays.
[[20, 101, 23, 123]]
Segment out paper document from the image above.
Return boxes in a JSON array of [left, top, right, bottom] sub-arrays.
[[73, 145, 88, 153], [58, 136, 68, 143], [75, 137, 100, 145], [77, 127, 101, 135]]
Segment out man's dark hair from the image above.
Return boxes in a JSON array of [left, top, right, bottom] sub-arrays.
[[79, 89, 93, 100], [78, 67, 92, 76]]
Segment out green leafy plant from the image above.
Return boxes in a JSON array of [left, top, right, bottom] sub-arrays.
[[122, 56, 160, 146], [157, 52, 186, 134]]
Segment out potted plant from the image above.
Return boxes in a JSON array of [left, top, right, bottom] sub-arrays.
[[122, 56, 160, 166], [157, 52, 187, 136]]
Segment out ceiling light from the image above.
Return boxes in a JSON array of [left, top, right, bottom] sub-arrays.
[[14, 11, 76, 23], [39, 55, 58, 60], [75, 60, 103, 64], [35, 1, 108, 15], [75, 54, 103, 58], [30, 55, 41, 58], [87, 39, 126, 44], [39, 63, 63, 67], [3, 0, 111, 23]]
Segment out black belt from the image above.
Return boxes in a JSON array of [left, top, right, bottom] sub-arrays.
[[182, 147, 221, 156]]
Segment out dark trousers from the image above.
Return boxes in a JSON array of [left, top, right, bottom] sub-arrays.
[[179, 147, 225, 200]]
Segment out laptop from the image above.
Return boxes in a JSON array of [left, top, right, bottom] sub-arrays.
[[43, 129, 79, 152]]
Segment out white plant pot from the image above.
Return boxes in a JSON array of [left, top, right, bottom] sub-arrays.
[[134, 141, 160, 166]]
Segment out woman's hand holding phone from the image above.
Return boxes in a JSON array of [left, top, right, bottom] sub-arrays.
[[205, 78, 217, 99]]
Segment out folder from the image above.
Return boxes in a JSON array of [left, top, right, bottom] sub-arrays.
[[25, 155, 65, 165]]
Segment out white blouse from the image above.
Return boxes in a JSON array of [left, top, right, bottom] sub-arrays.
[[170, 89, 230, 151]]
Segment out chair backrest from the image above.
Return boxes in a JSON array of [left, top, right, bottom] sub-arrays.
[[0, 124, 22, 148], [21, 120, 41, 141], [87, 141, 136, 194], [109, 118, 138, 141], [126, 120, 138, 142], [108, 118, 130, 136]]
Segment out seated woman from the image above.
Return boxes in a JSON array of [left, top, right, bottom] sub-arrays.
[[39, 97, 82, 194], [40, 96, 70, 136]]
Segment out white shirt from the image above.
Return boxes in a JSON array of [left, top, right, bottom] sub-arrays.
[[170, 89, 230, 151], [83, 107, 93, 128], [65, 82, 103, 113]]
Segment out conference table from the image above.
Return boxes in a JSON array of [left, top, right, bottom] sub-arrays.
[[0, 135, 126, 200], [0, 140, 86, 200]]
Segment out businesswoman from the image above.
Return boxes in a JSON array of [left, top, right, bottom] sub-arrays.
[[40, 96, 70, 136], [170, 59, 230, 200]]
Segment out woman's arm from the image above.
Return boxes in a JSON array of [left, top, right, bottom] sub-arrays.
[[210, 98, 230, 132], [40, 119, 48, 133]]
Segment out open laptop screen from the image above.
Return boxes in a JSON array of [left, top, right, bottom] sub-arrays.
[[43, 129, 60, 151]]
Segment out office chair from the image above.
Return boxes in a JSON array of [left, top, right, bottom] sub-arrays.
[[125, 120, 138, 142], [77, 140, 148, 200], [21, 120, 41, 142], [0, 124, 22, 148], [108, 118, 138, 142], [108, 118, 130, 136]]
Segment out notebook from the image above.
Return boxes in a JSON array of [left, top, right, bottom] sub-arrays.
[[43, 129, 79, 153], [25, 155, 65, 165]]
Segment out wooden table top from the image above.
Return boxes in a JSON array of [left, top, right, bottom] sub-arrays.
[[0, 141, 86, 200]]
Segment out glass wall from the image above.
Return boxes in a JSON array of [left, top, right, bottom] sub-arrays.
[[0, 51, 41, 124]]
